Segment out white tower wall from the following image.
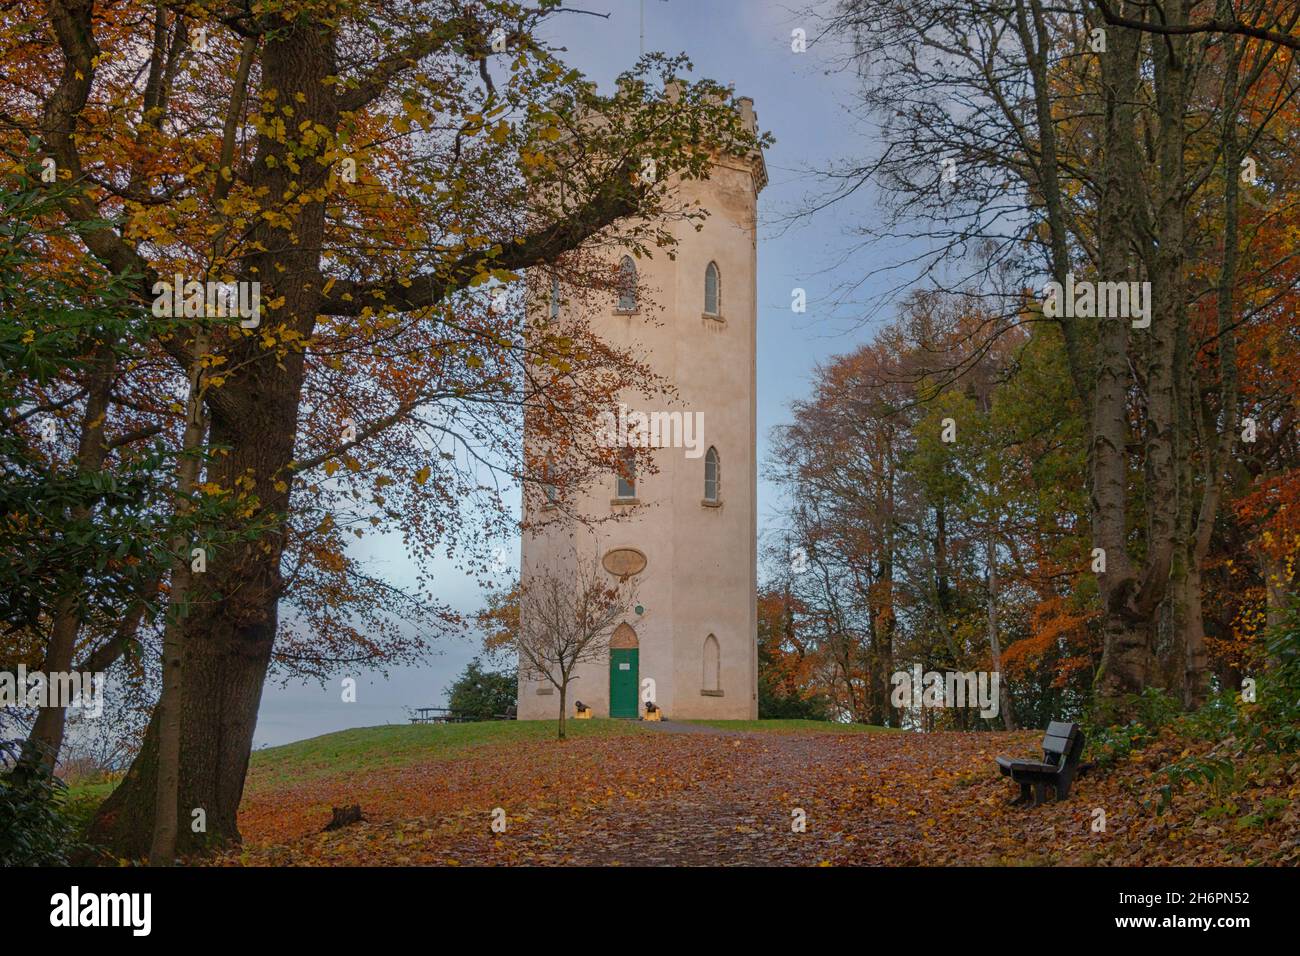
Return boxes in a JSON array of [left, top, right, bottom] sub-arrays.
[[519, 101, 765, 721]]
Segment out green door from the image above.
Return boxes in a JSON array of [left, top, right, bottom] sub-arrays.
[[609, 648, 639, 718]]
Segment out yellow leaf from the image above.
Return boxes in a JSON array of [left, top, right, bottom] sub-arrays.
[[414, 465, 431, 486]]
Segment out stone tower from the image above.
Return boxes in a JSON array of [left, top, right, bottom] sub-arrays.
[[517, 97, 766, 721]]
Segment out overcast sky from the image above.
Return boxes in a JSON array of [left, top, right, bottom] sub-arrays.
[[252, 0, 901, 748]]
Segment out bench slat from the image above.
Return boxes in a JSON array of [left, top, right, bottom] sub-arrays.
[[1007, 760, 1056, 774], [1046, 720, 1077, 737], [1042, 733, 1073, 754]]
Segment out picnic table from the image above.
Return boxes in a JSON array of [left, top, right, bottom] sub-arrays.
[[409, 707, 465, 724], [408, 706, 515, 724]]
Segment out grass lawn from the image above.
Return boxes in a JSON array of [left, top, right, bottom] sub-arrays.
[[63, 719, 646, 807], [60, 778, 120, 831], [246, 718, 648, 788], [680, 719, 899, 733]]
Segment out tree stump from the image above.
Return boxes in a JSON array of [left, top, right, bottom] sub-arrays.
[[323, 804, 364, 831]]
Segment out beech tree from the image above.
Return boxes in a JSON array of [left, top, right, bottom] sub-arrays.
[[1, 0, 758, 856]]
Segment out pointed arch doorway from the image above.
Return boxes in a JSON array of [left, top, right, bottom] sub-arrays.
[[609, 623, 639, 718]]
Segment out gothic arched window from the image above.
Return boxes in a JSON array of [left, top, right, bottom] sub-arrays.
[[615, 448, 636, 500], [704, 261, 720, 316], [704, 446, 720, 502], [703, 634, 721, 692], [617, 256, 638, 311], [540, 458, 559, 507]]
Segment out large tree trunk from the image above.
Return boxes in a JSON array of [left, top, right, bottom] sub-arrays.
[[1155, 310, 1198, 700], [1141, 0, 1191, 704], [88, 22, 333, 858], [148, 34, 257, 865], [88, 378, 301, 856], [1094, 5, 1190, 714], [1091, 15, 1146, 707]]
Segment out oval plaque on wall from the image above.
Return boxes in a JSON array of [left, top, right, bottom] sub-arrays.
[[602, 548, 647, 579]]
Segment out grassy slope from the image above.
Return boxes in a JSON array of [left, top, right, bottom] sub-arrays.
[[245, 718, 894, 787], [245, 719, 649, 789], [62, 719, 647, 809]]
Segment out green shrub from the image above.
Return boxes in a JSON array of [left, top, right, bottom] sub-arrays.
[[758, 677, 833, 721], [1083, 687, 1180, 769], [1151, 600, 1300, 813], [0, 739, 80, 866], [446, 658, 516, 720]]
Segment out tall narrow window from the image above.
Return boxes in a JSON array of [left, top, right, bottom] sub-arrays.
[[617, 255, 637, 311], [703, 634, 721, 692], [704, 446, 719, 502], [549, 276, 561, 319], [615, 448, 636, 499], [542, 465, 559, 505], [539, 458, 558, 506], [704, 261, 720, 315]]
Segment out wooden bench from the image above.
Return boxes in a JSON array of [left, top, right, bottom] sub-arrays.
[[996, 721, 1085, 807]]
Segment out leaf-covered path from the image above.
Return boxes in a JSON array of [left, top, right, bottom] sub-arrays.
[[220, 725, 1299, 867]]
